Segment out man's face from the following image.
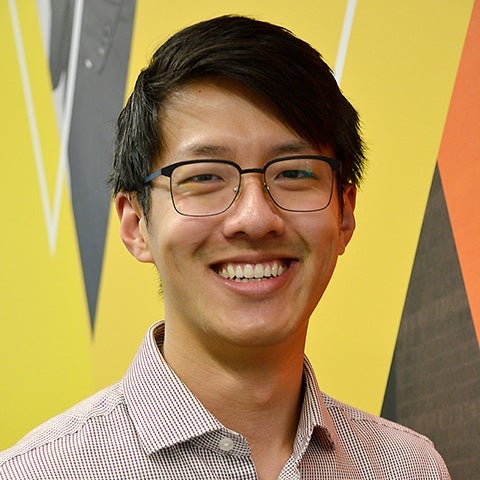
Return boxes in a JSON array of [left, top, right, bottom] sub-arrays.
[[118, 78, 356, 354]]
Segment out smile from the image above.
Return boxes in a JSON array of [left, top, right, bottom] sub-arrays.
[[214, 260, 291, 282]]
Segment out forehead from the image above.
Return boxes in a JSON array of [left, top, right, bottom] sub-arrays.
[[162, 77, 288, 128], [157, 78, 322, 163]]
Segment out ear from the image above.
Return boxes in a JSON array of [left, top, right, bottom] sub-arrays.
[[115, 192, 154, 263], [338, 184, 357, 255]]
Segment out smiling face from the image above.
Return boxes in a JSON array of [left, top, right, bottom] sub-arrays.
[[116, 78, 356, 358]]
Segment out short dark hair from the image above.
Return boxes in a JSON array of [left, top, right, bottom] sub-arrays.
[[110, 15, 366, 216]]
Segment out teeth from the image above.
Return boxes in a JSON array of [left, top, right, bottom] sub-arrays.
[[271, 262, 278, 277], [235, 265, 243, 278], [244, 264, 254, 279], [254, 264, 263, 279], [217, 260, 288, 281]]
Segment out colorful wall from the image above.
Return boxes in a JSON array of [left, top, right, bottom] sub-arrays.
[[1, 1, 479, 478]]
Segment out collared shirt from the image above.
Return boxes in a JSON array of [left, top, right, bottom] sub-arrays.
[[0, 322, 450, 480]]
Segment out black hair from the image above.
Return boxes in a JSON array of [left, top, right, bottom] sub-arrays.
[[109, 14, 366, 216]]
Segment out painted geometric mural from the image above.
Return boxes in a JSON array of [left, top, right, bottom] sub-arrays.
[[1, 1, 478, 478]]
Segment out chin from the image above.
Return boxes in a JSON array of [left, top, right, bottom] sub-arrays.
[[220, 315, 305, 349]]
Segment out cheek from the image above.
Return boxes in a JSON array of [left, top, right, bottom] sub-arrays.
[[300, 209, 342, 246], [148, 214, 220, 277], [300, 214, 343, 276]]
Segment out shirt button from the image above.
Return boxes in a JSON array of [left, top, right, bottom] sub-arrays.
[[218, 436, 234, 452]]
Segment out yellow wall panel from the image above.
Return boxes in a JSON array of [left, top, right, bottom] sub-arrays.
[[0, 1, 93, 448], [307, 0, 474, 413]]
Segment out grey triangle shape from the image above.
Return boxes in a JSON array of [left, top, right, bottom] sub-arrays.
[[382, 164, 480, 479], [63, 0, 136, 331]]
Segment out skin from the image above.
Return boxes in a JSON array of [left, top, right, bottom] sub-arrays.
[[116, 78, 356, 479]]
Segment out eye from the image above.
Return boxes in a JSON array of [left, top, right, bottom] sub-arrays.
[[174, 164, 228, 186], [172, 163, 233, 195], [171, 161, 238, 196], [277, 169, 316, 180], [181, 173, 223, 184]]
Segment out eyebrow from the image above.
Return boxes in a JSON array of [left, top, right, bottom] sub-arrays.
[[175, 144, 231, 159], [176, 140, 316, 160], [269, 140, 316, 157]]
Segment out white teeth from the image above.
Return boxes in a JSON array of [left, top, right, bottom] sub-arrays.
[[271, 262, 278, 277], [243, 264, 254, 279], [217, 260, 288, 281], [254, 264, 263, 279]]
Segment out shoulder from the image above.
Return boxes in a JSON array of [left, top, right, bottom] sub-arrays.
[[321, 393, 450, 479], [0, 382, 131, 478], [324, 392, 431, 442]]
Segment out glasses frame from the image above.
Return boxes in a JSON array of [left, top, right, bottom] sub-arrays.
[[144, 155, 341, 217]]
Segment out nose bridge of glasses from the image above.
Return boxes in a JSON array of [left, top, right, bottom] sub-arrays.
[[235, 166, 268, 192], [239, 166, 265, 176], [233, 167, 274, 212]]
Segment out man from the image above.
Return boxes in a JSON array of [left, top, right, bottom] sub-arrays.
[[0, 15, 450, 480]]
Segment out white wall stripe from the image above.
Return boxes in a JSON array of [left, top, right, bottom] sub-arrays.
[[335, 0, 358, 84], [8, 0, 84, 254]]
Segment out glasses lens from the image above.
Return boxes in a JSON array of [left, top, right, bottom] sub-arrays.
[[170, 162, 239, 216], [265, 158, 334, 211]]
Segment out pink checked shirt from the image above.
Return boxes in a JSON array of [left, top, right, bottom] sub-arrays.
[[0, 322, 450, 479]]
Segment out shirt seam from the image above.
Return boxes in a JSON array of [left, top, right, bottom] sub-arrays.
[[0, 398, 128, 467], [350, 417, 433, 444]]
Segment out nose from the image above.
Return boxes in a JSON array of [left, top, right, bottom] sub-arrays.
[[221, 176, 285, 239]]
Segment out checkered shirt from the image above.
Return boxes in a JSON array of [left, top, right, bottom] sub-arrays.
[[0, 322, 450, 479]]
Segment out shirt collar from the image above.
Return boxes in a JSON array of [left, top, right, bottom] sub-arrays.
[[296, 357, 339, 454], [123, 322, 338, 455], [123, 322, 224, 454]]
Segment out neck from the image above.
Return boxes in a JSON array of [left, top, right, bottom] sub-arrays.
[[161, 321, 306, 472]]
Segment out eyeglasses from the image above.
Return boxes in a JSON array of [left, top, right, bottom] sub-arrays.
[[144, 155, 340, 217]]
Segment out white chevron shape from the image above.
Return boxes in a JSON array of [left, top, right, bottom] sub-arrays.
[[335, 0, 358, 84], [8, 0, 84, 254]]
